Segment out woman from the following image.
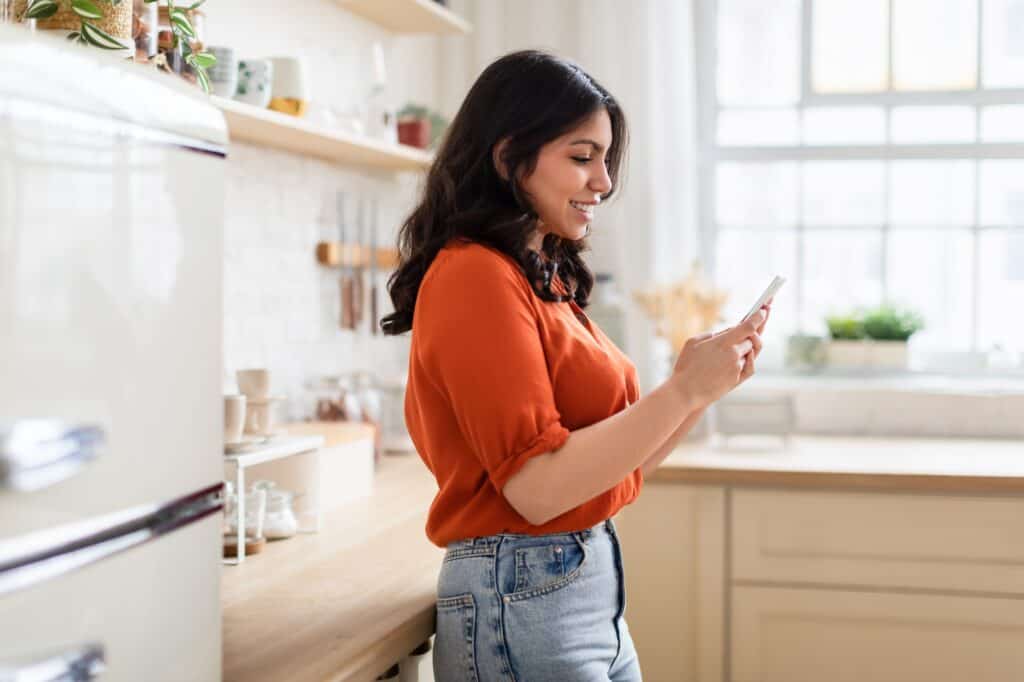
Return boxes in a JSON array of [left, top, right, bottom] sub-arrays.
[[382, 50, 770, 681]]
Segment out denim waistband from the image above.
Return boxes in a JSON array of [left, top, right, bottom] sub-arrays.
[[445, 519, 614, 552]]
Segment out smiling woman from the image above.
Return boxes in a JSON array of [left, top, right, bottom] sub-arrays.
[[384, 49, 769, 681]]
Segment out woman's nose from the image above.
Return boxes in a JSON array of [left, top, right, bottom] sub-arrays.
[[590, 163, 612, 193]]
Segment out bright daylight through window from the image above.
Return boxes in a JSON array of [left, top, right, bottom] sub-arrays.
[[700, 0, 1024, 374]]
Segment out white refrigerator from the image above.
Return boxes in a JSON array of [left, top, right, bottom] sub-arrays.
[[0, 26, 226, 681]]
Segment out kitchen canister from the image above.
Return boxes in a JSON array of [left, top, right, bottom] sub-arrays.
[[234, 58, 273, 108], [266, 56, 309, 117], [206, 45, 238, 99]]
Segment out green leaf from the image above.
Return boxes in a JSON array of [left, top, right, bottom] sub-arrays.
[[25, 0, 59, 19], [66, 31, 80, 41], [187, 0, 206, 8], [71, 0, 104, 20], [195, 66, 210, 94], [190, 52, 216, 68], [170, 11, 195, 38], [80, 21, 128, 50]]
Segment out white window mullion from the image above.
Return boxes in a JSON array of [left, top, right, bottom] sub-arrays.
[[971, 0, 984, 353], [697, 0, 720, 279], [800, 0, 813, 106]]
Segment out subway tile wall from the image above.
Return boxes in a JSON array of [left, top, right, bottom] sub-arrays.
[[222, 145, 417, 420], [209, 1, 438, 418]]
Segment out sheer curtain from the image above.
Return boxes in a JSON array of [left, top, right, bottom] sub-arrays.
[[437, 0, 700, 389]]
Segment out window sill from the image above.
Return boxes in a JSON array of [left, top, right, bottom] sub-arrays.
[[729, 370, 1024, 439]]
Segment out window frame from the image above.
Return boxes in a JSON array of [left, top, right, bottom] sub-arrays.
[[696, 0, 1024, 364]]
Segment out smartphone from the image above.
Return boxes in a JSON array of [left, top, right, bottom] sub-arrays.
[[741, 275, 786, 323]]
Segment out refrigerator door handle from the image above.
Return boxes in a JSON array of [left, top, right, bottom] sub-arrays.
[[0, 484, 222, 597], [0, 642, 105, 682], [0, 420, 105, 493]]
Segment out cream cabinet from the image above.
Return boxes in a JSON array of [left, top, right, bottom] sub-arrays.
[[616, 485, 1024, 682], [731, 585, 1024, 682]]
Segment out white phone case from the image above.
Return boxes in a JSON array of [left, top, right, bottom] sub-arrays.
[[741, 275, 786, 323]]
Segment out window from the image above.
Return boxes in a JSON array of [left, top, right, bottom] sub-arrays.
[[697, 0, 1024, 369]]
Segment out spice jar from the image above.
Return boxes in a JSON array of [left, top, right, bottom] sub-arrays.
[[254, 480, 298, 540], [132, 0, 157, 61]]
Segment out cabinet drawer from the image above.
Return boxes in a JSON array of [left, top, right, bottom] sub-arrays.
[[732, 489, 1024, 594], [732, 585, 1024, 682]]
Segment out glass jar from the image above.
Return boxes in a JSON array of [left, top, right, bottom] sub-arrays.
[[586, 273, 628, 350], [132, 0, 158, 61], [254, 480, 298, 540]]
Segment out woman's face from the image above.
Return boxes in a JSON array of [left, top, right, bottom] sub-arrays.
[[519, 109, 614, 248]]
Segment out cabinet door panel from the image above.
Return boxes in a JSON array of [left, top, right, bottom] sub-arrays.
[[732, 585, 1024, 682], [733, 489, 1024, 594]]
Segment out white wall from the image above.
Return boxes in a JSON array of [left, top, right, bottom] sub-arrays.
[[204, 1, 440, 416], [438, 0, 702, 390]]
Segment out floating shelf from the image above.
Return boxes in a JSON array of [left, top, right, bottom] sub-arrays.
[[338, 0, 472, 35], [212, 96, 433, 172]]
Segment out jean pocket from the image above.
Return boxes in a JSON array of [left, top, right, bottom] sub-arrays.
[[507, 536, 587, 602], [434, 593, 479, 682]]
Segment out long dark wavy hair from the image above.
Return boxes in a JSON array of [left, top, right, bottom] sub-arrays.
[[381, 50, 629, 336]]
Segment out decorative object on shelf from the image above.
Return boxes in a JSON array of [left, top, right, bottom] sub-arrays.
[[785, 333, 827, 372], [825, 305, 925, 369], [151, 0, 214, 90], [206, 44, 237, 98], [224, 393, 247, 446], [585, 273, 627, 350], [16, 0, 133, 50], [267, 55, 309, 117], [397, 102, 448, 150], [131, 0, 156, 59], [632, 260, 729, 353], [234, 58, 273, 107], [365, 41, 397, 143]]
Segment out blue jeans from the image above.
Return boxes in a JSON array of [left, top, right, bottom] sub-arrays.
[[433, 519, 642, 681]]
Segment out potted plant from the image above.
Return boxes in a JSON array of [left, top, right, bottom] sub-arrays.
[[825, 312, 868, 368], [397, 102, 449, 150], [862, 304, 924, 369], [17, 0, 215, 92]]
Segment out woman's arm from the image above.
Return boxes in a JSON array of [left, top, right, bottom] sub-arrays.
[[639, 405, 708, 478], [503, 313, 764, 526], [502, 378, 700, 526]]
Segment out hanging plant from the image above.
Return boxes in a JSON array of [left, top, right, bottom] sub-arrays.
[[20, 0, 216, 93]]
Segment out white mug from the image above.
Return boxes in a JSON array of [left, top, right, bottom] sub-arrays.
[[224, 394, 247, 445], [236, 368, 270, 399]]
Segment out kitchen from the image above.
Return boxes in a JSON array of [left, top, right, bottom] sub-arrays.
[[2, 1, 1023, 681]]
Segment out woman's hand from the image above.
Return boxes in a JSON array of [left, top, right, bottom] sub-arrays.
[[738, 300, 772, 386], [670, 303, 771, 409]]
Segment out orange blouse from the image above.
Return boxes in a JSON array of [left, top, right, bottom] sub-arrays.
[[405, 240, 644, 547]]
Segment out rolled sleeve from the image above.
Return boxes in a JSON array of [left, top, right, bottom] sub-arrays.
[[416, 247, 571, 491]]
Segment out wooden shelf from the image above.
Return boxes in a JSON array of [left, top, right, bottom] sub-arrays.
[[338, 0, 472, 34], [212, 96, 433, 172]]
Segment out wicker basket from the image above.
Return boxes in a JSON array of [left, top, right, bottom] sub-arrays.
[[15, 0, 132, 43]]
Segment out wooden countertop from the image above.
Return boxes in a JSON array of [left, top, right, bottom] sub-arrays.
[[223, 434, 1023, 682], [222, 453, 442, 682], [651, 435, 1024, 494]]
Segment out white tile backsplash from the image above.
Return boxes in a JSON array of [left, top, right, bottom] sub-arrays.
[[223, 143, 417, 420]]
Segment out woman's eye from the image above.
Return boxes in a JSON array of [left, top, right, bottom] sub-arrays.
[[572, 157, 592, 164]]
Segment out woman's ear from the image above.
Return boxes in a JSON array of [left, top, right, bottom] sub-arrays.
[[492, 138, 510, 181]]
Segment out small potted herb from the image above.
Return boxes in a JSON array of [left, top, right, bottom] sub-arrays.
[[862, 304, 925, 368], [825, 312, 868, 368], [397, 102, 448, 150], [17, 0, 216, 93]]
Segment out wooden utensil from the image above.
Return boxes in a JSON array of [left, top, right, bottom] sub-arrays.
[[369, 199, 379, 336], [352, 198, 366, 329], [338, 192, 356, 330]]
